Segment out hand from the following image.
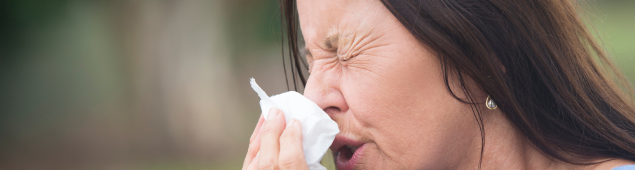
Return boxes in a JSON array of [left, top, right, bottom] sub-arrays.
[[243, 108, 309, 170]]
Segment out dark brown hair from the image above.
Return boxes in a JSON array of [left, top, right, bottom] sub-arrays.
[[279, 0, 635, 167]]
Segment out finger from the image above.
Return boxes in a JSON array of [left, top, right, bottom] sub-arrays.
[[278, 119, 308, 170], [247, 155, 259, 170], [250, 115, 265, 143], [258, 108, 286, 170], [243, 127, 262, 169], [243, 115, 264, 169]]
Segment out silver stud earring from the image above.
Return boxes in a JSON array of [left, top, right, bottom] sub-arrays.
[[486, 95, 498, 110]]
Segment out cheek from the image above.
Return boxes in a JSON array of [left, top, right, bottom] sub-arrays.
[[343, 47, 442, 126], [342, 49, 480, 168]]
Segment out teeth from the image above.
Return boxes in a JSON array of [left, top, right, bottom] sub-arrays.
[[346, 145, 359, 153]]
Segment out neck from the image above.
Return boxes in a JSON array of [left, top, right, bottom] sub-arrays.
[[458, 109, 634, 170], [457, 109, 569, 170]]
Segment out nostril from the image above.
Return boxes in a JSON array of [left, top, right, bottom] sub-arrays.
[[324, 106, 341, 115]]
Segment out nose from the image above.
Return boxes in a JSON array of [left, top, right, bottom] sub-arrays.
[[303, 71, 349, 117]]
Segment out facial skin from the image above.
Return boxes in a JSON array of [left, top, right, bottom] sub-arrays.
[[298, 0, 486, 169]]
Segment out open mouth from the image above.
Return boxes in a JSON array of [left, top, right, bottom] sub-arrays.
[[330, 136, 366, 170], [337, 144, 359, 161]]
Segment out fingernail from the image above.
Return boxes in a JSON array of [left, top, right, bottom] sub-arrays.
[[268, 108, 279, 120], [286, 119, 296, 128]]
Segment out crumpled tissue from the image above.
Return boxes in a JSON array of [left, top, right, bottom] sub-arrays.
[[250, 78, 340, 170]]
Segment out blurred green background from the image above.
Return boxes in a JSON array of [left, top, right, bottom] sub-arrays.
[[0, 0, 633, 170]]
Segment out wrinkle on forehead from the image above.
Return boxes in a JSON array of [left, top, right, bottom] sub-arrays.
[[298, 0, 377, 43], [300, 0, 393, 62]]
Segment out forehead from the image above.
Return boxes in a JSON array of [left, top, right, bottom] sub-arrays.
[[297, 0, 389, 47]]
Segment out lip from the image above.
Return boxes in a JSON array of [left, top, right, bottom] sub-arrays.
[[330, 136, 366, 170]]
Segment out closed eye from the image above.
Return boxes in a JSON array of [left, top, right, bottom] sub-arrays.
[[339, 53, 354, 61]]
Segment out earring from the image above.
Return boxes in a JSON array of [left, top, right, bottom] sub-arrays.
[[486, 95, 498, 110]]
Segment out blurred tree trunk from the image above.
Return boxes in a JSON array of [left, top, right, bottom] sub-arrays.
[[119, 0, 239, 162]]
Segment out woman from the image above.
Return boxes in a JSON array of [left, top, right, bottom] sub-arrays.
[[243, 0, 635, 169]]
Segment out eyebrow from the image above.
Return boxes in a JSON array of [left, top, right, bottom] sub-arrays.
[[324, 34, 339, 49], [302, 33, 339, 57]]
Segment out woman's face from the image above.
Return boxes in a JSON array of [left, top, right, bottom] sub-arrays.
[[299, 0, 484, 169]]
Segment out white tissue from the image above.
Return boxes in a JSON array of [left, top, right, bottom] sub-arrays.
[[251, 78, 340, 170]]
